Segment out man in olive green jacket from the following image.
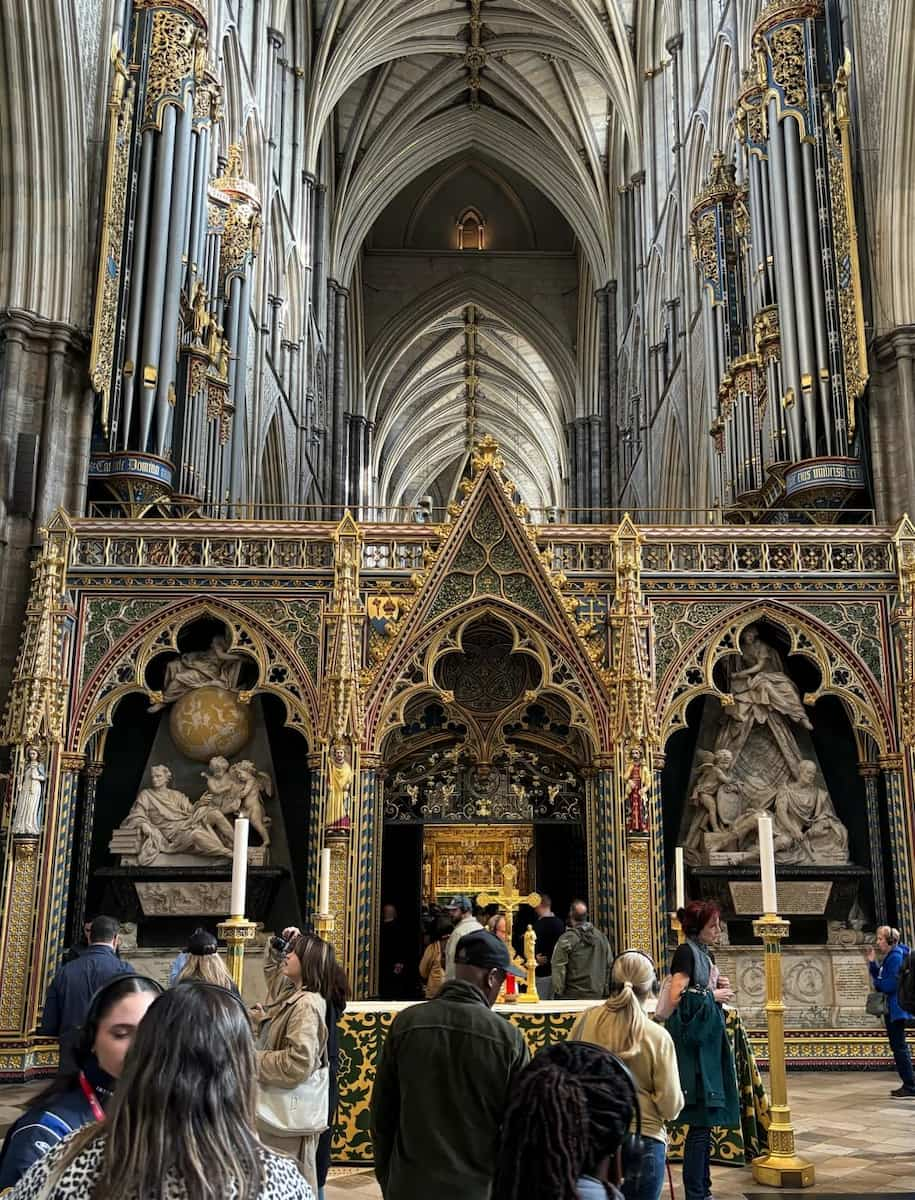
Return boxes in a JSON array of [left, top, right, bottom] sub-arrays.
[[551, 900, 612, 1000], [371, 930, 530, 1200]]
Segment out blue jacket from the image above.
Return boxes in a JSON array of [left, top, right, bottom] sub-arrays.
[[39, 944, 134, 1043], [0, 1086, 94, 1189], [869, 943, 913, 1023]]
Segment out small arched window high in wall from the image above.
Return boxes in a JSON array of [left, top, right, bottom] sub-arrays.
[[456, 207, 485, 250]]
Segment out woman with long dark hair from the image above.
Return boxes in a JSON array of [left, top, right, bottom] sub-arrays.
[[0, 974, 161, 1189], [272, 928, 350, 1200], [493, 1040, 638, 1200], [254, 930, 331, 1195], [666, 901, 739, 1200], [7, 981, 312, 1199]]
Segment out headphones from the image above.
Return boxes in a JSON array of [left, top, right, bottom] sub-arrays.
[[608, 948, 661, 998], [76, 974, 164, 1066]]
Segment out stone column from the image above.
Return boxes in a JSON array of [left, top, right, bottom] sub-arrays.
[[67, 759, 103, 948], [0, 838, 41, 1039], [870, 328, 915, 521], [330, 284, 349, 512], [586, 762, 618, 944], [859, 764, 887, 925], [42, 753, 85, 989], [351, 757, 381, 999], [880, 753, 915, 935]]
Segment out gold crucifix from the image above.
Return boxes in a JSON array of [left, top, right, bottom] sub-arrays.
[[476, 863, 540, 946]]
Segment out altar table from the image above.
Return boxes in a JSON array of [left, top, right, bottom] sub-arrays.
[[332, 1000, 770, 1166]]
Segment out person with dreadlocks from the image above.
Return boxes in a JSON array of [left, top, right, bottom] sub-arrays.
[[492, 1041, 639, 1200], [569, 951, 683, 1200]]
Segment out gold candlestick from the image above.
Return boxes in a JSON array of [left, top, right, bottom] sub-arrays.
[[751, 914, 814, 1188], [314, 911, 335, 943], [217, 915, 256, 993], [670, 912, 685, 945], [518, 926, 538, 1004]]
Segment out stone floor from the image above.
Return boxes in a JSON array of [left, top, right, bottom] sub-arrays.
[[323, 1072, 915, 1198], [1, 1071, 913, 1195]]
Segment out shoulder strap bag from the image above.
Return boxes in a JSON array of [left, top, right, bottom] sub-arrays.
[[256, 1003, 330, 1136]]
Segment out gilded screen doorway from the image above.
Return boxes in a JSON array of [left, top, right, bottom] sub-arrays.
[[377, 617, 589, 990]]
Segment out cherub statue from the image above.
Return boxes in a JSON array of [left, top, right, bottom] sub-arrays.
[[683, 748, 736, 859], [199, 755, 239, 815], [230, 760, 273, 846], [216, 333, 231, 382]]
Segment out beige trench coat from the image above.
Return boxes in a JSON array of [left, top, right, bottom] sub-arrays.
[[254, 943, 328, 1192]]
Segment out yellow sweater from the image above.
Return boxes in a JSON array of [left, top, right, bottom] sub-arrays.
[[569, 1004, 685, 1143]]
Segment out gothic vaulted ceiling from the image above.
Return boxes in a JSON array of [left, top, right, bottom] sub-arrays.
[[301, 0, 640, 514]]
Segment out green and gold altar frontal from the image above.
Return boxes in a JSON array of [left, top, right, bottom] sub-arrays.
[[332, 1001, 770, 1167]]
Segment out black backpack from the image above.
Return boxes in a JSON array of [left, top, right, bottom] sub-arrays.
[[897, 949, 915, 1015]]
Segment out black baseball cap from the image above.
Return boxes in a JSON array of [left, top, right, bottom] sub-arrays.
[[455, 929, 526, 978]]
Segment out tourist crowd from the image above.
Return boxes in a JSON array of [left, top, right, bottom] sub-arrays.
[[1, 903, 910, 1200]]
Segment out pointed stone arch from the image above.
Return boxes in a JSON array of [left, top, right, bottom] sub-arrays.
[[362, 456, 611, 756], [70, 595, 320, 756], [654, 598, 894, 758]]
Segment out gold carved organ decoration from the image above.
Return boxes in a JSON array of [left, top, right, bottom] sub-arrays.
[[691, 0, 868, 520], [87, 0, 261, 516]]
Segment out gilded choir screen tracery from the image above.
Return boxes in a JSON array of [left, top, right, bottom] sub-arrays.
[[2, 447, 915, 1068]]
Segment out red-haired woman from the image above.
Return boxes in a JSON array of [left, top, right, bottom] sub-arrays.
[[665, 901, 739, 1200]]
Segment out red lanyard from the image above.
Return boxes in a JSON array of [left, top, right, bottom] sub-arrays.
[[78, 1071, 105, 1122]]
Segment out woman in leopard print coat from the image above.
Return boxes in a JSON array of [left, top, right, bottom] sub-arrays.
[[6, 981, 312, 1200]]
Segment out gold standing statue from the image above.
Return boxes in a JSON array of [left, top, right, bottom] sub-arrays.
[[326, 740, 353, 833]]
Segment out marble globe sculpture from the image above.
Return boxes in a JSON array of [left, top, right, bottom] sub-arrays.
[[169, 684, 254, 761]]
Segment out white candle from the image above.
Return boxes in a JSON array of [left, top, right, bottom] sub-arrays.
[[675, 846, 685, 911], [230, 818, 249, 917], [757, 814, 778, 915], [319, 847, 331, 915]]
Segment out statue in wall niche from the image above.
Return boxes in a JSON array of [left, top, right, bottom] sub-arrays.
[[198, 755, 273, 845], [682, 625, 839, 864], [625, 747, 649, 834], [705, 759, 849, 866], [773, 759, 849, 864], [326, 741, 353, 832], [199, 755, 238, 812], [11, 746, 45, 836], [121, 764, 235, 865], [715, 626, 812, 761], [148, 636, 244, 713]]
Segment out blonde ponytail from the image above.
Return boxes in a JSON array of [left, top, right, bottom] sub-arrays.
[[570, 950, 655, 1057]]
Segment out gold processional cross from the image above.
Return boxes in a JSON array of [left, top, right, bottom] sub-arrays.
[[476, 863, 541, 1003]]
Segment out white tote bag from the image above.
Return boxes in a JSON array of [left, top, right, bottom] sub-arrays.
[[256, 1060, 330, 1136], [256, 1001, 330, 1136]]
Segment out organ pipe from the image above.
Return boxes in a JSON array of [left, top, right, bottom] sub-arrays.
[[86, 0, 260, 515], [690, 0, 868, 520]]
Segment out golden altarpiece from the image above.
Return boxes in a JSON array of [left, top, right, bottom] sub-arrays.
[[0, 435, 912, 1079]]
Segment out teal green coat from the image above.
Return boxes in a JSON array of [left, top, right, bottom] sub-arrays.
[[667, 989, 739, 1127]]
